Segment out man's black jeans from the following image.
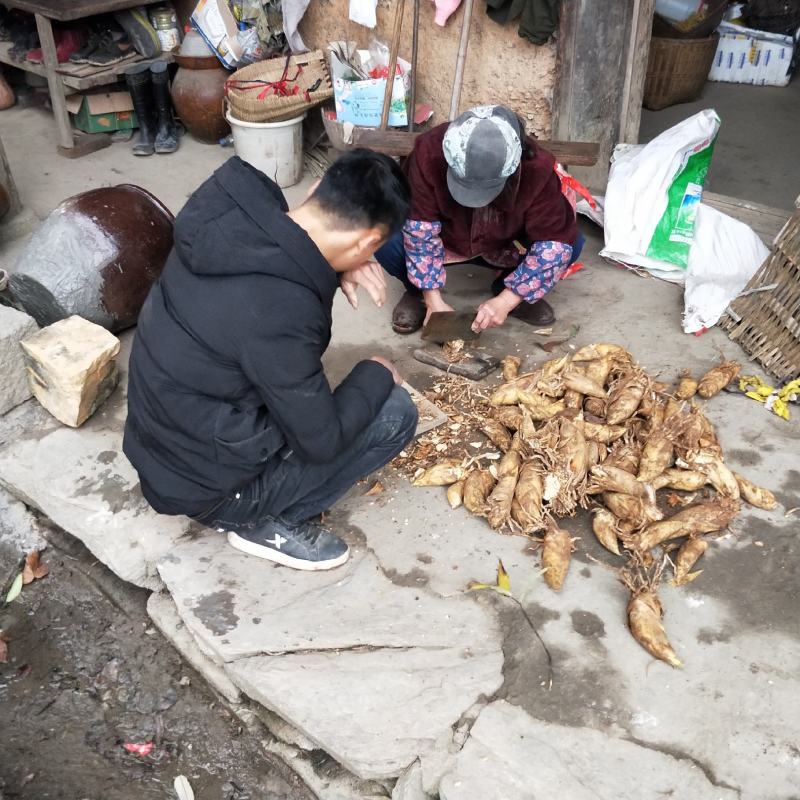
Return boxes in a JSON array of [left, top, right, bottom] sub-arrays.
[[194, 385, 418, 531]]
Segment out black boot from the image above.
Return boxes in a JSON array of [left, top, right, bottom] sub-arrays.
[[150, 61, 178, 154], [124, 63, 156, 156]]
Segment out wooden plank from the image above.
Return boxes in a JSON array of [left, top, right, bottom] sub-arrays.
[[0, 41, 48, 79], [34, 13, 73, 150], [704, 191, 791, 246], [57, 131, 111, 159], [4, 0, 163, 23], [541, 141, 600, 166], [619, 0, 656, 144], [61, 52, 172, 91], [351, 127, 600, 164], [552, 0, 637, 189]]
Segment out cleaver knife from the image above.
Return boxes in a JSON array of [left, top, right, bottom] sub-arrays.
[[421, 311, 479, 344]]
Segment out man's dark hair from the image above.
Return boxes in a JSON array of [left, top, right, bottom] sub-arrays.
[[309, 148, 410, 236]]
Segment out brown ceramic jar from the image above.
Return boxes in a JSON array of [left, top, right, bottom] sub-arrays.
[[8, 184, 174, 332], [171, 51, 231, 144]]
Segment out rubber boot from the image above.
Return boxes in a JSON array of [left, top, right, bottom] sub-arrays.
[[114, 8, 161, 58], [150, 61, 178, 154], [125, 63, 156, 156]]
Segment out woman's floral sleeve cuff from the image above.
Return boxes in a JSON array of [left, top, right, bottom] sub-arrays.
[[403, 219, 446, 290], [504, 240, 573, 303]]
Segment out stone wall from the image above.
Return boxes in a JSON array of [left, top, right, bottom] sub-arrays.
[[299, 0, 558, 137]]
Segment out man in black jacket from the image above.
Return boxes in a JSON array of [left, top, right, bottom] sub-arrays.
[[124, 151, 417, 571]]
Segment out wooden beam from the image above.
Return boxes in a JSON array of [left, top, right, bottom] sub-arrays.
[[619, 0, 656, 144], [351, 127, 600, 165]]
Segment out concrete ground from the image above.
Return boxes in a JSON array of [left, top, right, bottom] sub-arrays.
[[1, 105, 799, 799], [640, 75, 800, 211]]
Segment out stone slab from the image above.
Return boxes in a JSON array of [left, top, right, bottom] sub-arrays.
[[0, 342, 193, 590], [157, 531, 504, 781], [0, 485, 47, 556], [147, 591, 241, 704], [0, 304, 37, 415], [392, 761, 426, 800], [439, 701, 739, 800]]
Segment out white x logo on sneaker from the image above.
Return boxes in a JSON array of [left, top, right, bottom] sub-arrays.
[[265, 534, 287, 550]]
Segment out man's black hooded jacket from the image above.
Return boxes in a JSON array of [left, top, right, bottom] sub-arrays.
[[123, 157, 395, 516]]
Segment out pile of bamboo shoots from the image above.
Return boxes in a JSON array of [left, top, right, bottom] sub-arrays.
[[409, 344, 777, 668]]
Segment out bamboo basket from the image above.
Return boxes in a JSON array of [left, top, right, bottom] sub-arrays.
[[643, 34, 719, 110], [226, 51, 333, 124], [719, 211, 800, 380]]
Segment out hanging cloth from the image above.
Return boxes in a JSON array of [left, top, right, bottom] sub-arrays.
[[485, 0, 561, 45]]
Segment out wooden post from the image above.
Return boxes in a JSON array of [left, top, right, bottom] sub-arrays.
[[449, 0, 476, 120], [619, 0, 657, 144], [380, 0, 406, 131], [34, 13, 74, 151], [0, 133, 21, 219]]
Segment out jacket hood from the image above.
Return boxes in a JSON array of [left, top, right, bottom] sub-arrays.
[[172, 156, 338, 301]]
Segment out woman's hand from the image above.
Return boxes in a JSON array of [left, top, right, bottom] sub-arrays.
[[422, 289, 455, 325], [340, 261, 387, 310], [472, 290, 522, 332]]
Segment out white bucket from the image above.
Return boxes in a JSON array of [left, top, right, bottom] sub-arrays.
[[225, 112, 305, 188]]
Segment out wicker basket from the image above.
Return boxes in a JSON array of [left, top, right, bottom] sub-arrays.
[[226, 51, 333, 124], [643, 34, 719, 111], [719, 211, 800, 381]]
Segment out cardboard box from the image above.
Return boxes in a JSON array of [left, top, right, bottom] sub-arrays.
[[191, 0, 243, 69], [329, 46, 411, 128], [708, 22, 795, 86], [66, 92, 138, 133]]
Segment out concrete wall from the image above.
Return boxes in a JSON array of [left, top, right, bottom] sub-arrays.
[[300, 0, 558, 137]]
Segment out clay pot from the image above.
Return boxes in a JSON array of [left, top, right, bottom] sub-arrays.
[[0, 72, 15, 110], [171, 52, 231, 144], [8, 184, 174, 332]]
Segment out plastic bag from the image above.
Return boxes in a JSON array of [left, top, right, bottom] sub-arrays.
[[601, 109, 720, 279], [349, 0, 378, 28], [682, 204, 770, 333], [236, 24, 263, 64]]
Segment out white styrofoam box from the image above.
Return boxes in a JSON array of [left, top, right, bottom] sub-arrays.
[[709, 22, 795, 86]]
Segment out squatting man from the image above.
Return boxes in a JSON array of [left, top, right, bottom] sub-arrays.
[[125, 105, 582, 571]]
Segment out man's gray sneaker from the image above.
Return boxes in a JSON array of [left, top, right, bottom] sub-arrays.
[[224, 517, 350, 571]]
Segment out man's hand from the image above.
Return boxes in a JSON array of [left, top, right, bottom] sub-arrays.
[[423, 288, 455, 326], [370, 355, 403, 385], [340, 261, 387, 310], [472, 290, 522, 332]]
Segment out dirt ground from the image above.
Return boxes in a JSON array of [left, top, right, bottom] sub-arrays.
[[0, 523, 311, 800]]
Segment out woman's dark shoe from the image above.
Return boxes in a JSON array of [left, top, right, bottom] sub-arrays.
[[510, 298, 556, 326], [391, 290, 426, 334]]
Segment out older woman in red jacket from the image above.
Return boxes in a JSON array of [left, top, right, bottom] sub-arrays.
[[375, 104, 583, 334]]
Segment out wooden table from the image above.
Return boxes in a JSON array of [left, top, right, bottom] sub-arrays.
[[2, 0, 169, 157]]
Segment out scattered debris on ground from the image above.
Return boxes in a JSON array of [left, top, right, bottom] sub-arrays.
[[0, 529, 308, 800], [394, 343, 779, 667]]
